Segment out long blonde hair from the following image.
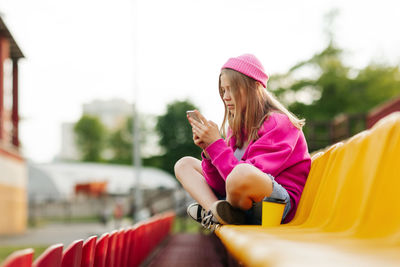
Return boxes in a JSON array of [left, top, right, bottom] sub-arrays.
[[219, 69, 305, 148]]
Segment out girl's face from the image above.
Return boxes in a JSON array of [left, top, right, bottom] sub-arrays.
[[220, 74, 235, 116], [220, 73, 245, 116]]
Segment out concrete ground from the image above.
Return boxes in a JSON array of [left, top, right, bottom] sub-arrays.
[[0, 219, 131, 246]]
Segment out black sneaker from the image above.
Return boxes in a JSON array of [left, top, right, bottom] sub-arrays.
[[211, 200, 246, 225], [187, 202, 219, 230]]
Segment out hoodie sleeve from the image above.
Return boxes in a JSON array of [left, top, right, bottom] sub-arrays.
[[201, 150, 227, 196]]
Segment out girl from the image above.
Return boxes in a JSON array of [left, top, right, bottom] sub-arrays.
[[174, 54, 311, 229]]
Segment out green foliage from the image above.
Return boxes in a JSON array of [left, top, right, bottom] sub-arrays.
[[155, 100, 202, 175], [74, 113, 154, 165], [107, 117, 133, 165], [272, 43, 400, 122], [142, 155, 164, 169], [348, 65, 400, 113], [74, 115, 106, 162]]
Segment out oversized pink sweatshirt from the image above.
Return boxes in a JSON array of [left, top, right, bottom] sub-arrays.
[[201, 112, 311, 223]]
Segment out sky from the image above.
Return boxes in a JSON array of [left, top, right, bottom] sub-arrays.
[[0, 0, 399, 162]]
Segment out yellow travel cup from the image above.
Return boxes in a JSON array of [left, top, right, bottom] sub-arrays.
[[262, 198, 286, 227]]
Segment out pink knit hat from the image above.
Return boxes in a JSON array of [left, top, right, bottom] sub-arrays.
[[221, 54, 269, 88]]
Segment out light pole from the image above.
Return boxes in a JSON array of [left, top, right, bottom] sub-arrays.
[[132, 0, 143, 222]]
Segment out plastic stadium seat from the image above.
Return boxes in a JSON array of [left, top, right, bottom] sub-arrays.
[[104, 230, 117, 267], [33, 244, 63, 267], [126, 227, 138, 267], [80, 236, 97, 267], [2, 248, 33, 267], [120, 228, 133, 267], [62, 239, 83, 267], [93, 233, 109, 267], [287, 143, 341, 227], [114, 229, 125, 267]]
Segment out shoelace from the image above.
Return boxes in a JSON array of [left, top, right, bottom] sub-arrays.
[[201, 210, 220, 232]]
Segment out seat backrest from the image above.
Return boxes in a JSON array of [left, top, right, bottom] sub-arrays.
[[287, 142, 343, 227], [299, 141, 351, 229], [62, 239, 83, 267], [300, 121, 393, 231], [114, 229, 125, 267], [349, 113, 400, 239], [80, 236, 97, 267], [120, 228, 133, 267], [131, 224, 146, 267], [104, 230, 117, 267], [33, 244, 63, 267], [320, 118, 395, 233], [126, 227, 138, 267], [2, 248, 33, 267], [295, 112, 400, 238], [93, 233, 109, 267], [298, 113, 400, 236]]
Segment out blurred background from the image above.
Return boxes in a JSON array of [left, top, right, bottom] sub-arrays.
[[0, 0, 399, 261]]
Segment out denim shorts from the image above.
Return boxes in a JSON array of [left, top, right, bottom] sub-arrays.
[[215, 174, 291, 225]]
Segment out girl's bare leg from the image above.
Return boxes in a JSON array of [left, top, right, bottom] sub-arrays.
[[174, 156, 218, 211], [226, 163, 273, 210]]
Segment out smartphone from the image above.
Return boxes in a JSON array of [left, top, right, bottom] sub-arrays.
[[186, 110, 202, 124]]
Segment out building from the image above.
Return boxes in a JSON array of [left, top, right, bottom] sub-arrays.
[[83, 99, 133, 130], [28, 162, 179, 220], [28, 162, 178, 199], [59, 99, 133, 161], [0, 16, 26, 235]]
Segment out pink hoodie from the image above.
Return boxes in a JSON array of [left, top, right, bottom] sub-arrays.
[[201, 112, 311, 223]]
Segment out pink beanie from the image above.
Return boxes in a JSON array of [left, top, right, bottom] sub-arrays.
[[221, 54, 269, 88]]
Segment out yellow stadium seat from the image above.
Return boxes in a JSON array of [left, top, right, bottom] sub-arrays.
[[287, 142, 343, 227]]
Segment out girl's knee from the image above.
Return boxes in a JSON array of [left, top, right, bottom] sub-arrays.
[[227, 163, 257, 187], [174, 156, 194, 173], [226, 164, 252, 194], [226, 163, 273, 201], [174, 156, 203, 183]]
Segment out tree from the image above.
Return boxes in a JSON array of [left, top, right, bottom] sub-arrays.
[[271, 44, 400, 118], [270, 10, 400, 122], [107, 117, 133, 165], [155, 100, 202, 175], [107, 115, 155, 165], [74, 115, 106, 162]]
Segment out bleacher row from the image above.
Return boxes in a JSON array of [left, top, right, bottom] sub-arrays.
[[1, 212, 174, 267], [215, 112, 400, 266]]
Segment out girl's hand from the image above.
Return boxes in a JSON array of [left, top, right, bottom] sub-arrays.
[[188, 110, 221, 149]]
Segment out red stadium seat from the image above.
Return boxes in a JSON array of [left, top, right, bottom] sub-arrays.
[[114, 229, 125, 267], [33, 244, 63, 267], [62, 239, 83, 267], [2, 248, 33, 267], [120, 228, 133, 267], [93, 233, 109, 267], [104, 230, 117, 267], [80, 236, 97, 267]]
